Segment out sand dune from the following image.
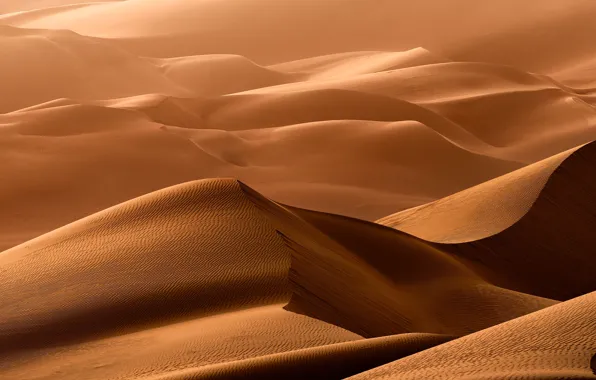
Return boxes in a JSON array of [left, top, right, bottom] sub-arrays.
[[2, 9, 596, 250], [379, 140, 596, 300], [0, 179, 570, 379], [271, 48, 450, 80], [2, 1, 596, 378], [0, 180, 294, 353], [243, 183, 557, 336], [140, 333, 450, 380], [3, 0, 596, 74], [0, 25, 190, 113], [0, 179, 364, 378], [377, 146, 579, 242], [0, 95, 525, 251], [349, 291, 596, 380], [155, 54, 300, 97]]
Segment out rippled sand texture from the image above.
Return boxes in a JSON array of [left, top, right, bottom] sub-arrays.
[[1, 1, 596, 379]]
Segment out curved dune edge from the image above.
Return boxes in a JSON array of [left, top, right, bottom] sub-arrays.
[[0, 179, 295, 354], [1, 178, 577, 379], [142, 333, 451, 380], [348, 291, 596, 380], [0, 90, 527, 252], [239, 181, 557, 337], [376, 144, 582, 243], [0, 179, 369, 379], [378, 140, 596, 300]]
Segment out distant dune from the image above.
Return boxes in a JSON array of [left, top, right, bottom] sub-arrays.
[[1, 1, 595, 379]]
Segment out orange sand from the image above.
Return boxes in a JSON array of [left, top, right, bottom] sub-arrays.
[[1, 1, 595, 379]]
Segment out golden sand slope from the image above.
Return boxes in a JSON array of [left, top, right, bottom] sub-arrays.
[[349, 291, 596, 380], [0, 180, 294, 353], [243, 183, 557, 337], [0, 179, 359, 379], [379, 140, 596, 300], [2, 176, 594, 379], [1, 178, 580, 379]]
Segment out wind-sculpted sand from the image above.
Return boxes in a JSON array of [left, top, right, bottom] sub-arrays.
[[1, 1, 595, 379]]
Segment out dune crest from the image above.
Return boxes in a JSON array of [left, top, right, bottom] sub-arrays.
[[1, 178, 582, 379], [379, 140, 596, 300]]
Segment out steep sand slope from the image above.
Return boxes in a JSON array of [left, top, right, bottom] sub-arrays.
[[0, 179, 368, 379], [241, 183, 557, 338], [1, 179, 571, 379], [379, 141, 596, 300], [349, 291, 596, 380]]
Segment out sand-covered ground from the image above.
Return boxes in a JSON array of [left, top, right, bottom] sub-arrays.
[[1, 1, 595, 379]]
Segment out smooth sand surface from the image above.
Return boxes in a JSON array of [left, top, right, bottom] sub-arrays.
[[1, 1, 595, 379]]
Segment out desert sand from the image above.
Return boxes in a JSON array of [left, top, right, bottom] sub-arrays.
[[1, 1, 595, 379]]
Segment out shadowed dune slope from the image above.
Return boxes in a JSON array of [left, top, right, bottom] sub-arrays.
[[0, 179, 374, 379], [239, 183, 556, 338], [349, 291, 596, 380], [2, 305, 366, 380], [139, 334, 451, 380], [378, 140, 596, 300], [1, 178, 574, 379]]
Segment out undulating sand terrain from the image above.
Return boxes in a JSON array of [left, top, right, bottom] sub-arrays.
[[1, 1, 595, 379]]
